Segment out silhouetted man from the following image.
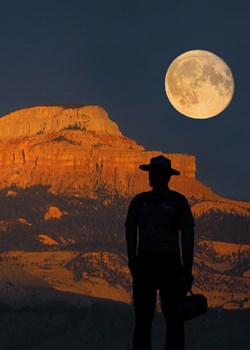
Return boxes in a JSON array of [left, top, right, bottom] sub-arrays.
[[125, 156, 195, 350]]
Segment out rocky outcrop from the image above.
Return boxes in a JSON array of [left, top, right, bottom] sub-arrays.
[[0, 105, 201, 198], [44, 206, 63, 220], [0, 105, 248, 210], [192, 201, 250, 218], [0, 106, 122, 137]]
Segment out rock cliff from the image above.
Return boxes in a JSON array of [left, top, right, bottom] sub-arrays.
[[0, 106, 122, 137], [0, 105, 248, 211], [0, 105, 201, 198]]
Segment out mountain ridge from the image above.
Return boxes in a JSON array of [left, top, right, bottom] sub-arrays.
[[0, 105, 122, 137], [0, 105, 201, 198], [0, 105, 248, 212]]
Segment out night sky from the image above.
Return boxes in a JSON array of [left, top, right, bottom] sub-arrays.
[[0, 0, 249, 200]]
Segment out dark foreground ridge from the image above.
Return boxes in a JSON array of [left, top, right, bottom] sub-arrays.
[[0, 301, 249, 350]]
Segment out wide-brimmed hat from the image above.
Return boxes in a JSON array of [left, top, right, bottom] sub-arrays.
[[139, 155, 180, 175]]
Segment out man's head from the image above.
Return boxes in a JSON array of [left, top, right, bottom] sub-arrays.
[[139, 155, 180, 189], [148, 168, 171, 188]]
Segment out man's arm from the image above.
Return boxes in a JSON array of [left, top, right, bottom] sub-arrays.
[[177, 194, 195, 292], [180, 226, 194, 292], [126, 225, 138, 276], [181, 226, 194, 275], [125, 197, 139, 277]]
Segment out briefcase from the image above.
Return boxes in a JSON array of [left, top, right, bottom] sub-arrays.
[[171, 290, 208, 321]]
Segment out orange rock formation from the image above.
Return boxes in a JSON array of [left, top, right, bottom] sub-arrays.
[[0, 105, 249, 214], [0, 106, 196, 196]]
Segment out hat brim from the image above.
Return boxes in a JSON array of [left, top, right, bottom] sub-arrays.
[[139, 164, 180, 175]]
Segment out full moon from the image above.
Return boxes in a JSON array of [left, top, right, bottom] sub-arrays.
[[165, 50, 234, 119]]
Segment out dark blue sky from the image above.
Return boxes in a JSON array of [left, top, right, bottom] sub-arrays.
[[0, 0, 249, 200]]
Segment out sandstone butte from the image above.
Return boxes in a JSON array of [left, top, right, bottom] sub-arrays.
[[0, 105, 249, 216]]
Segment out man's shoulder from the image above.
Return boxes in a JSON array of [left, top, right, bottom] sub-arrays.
[[168, 189, 194, 218], [167, 189, 190, 206], [131, 191, 151, 202], [126, 192, 150, 219], [168, 189, 187, 200], [129, 191, 152, 207], [130, 190, 189, 206]]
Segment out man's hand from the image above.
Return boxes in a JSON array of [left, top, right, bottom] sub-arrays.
[[128, 257, 138, 277], [179, 273, 194, 294]]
